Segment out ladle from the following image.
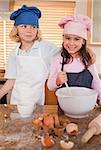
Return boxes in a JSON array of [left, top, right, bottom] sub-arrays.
[[65, 82, 72, 96], [61, 61, 72, 96]]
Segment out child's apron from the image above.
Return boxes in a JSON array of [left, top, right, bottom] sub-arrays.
[[11, 44, 48, 106]]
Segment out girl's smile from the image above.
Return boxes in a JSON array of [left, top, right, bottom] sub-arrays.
[[63, 34, 84, 57]]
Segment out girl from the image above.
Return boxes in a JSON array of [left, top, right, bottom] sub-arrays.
[[47, 15, 101, 105]]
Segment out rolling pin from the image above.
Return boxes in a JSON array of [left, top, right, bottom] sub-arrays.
[[81, 114, 101, 143]]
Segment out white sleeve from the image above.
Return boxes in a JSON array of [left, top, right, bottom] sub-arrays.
[[46, 42, 60, 61], [5, 51, 17, 79], [40, 40, 61, 70]]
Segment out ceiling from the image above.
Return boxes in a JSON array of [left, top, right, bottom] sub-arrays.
[[0, 0, 15, 12], [0, 0, 15, 19]]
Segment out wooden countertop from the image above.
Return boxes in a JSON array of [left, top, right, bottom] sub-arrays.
[[0, 104, 101, 150]]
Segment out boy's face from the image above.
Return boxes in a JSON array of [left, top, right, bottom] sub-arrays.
[[17, 24, 38, 42], [63, 34, 84, 57]]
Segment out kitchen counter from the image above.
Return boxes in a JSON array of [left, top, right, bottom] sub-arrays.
[[0, 104, 101, 150]]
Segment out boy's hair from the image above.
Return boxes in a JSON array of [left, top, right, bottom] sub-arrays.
[[61, 40, 93, 69], [9, 26, 42, 42]]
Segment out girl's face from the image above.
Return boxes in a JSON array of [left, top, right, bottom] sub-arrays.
[[63, 34, 84, 57], [17, 24, 38, 43]]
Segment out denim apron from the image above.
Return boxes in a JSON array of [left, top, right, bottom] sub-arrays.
[[61, 57, 93, 89]]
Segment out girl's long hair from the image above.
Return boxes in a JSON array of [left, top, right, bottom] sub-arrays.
[[61, 40, 92, 69]]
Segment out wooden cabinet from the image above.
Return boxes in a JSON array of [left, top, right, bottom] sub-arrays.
[[0, 81, 7, 104], [45, 81, 57, 105]]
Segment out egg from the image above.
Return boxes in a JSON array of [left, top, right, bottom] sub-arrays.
[[41, 134, 55, 148], [43, 115, 54, 129], [60, 140, 74, 150], [66, 123, 78, 136], [32, 117, 43, 130]]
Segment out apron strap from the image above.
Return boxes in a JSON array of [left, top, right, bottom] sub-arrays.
[[15, 43, 21, 55], [38, 44, 48, 75]]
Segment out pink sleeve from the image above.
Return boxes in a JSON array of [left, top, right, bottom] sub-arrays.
[[47, 55, 62, 91], [89, 64, 101, 103]]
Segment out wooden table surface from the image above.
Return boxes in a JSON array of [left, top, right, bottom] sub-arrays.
[[0, 104, 101, 150]]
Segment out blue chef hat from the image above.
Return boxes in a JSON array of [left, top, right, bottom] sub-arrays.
[[10, 5, 41, 27]]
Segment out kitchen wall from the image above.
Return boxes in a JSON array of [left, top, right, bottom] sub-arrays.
[[76, 0, 101, 74]]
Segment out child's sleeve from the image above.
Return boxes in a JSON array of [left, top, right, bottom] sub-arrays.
[[89, 64, 101, 104], [42, 40, 60, 71], [5, 52, 17, 79], [47, 55, 61, 91]]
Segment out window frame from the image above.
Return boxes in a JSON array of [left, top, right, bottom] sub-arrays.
[[88, 0, 101, 45], [0, 0, 76, 71]]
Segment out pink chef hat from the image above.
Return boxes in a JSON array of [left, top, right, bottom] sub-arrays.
[[58, 15, 91, 40]]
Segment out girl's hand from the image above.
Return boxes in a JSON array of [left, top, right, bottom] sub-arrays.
[[56, 71, 67, 86]]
